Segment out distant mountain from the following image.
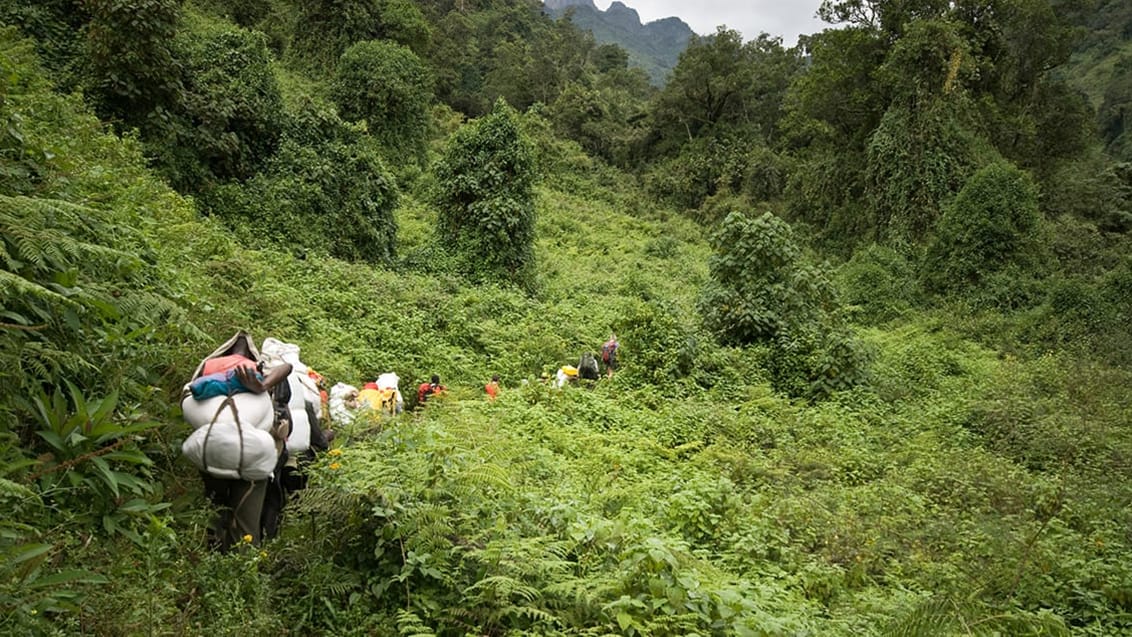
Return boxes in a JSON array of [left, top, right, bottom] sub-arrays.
[[543, 0, 694, 86]]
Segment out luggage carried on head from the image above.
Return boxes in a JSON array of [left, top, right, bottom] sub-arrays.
[[181, 331, 280, 481], [578, 352, 600, 380]]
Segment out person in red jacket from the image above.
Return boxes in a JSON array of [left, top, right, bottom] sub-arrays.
[[484, 374, 500, 400], [418, 374, 445, 404]]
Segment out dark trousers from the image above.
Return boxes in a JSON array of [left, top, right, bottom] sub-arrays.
[[201, 474, 267, 552], [261, 465, 309, 540]]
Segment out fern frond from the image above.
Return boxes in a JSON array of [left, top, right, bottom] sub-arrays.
[[0, 269, 80, 308], [457, 462, 513, 491], [395, 609, 436, 637]]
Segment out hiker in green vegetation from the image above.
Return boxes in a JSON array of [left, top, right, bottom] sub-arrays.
[[485, 374, 501, 399], [258, 338, 333, 541], [418, 374, 446, 404], [180, 332, 292, 552], [601, 333, 619, 379], [554, 365, 579, 388], [578, 352, 600, 380]]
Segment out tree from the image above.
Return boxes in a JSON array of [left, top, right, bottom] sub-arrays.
[[698, 210, 868, 398], [332, 40, 433, 166], [698, 211, 834, 346], [923, 161, 1045, 293], [84, 0, 183, 127], [288, 0, 430, 74], [1099, 54, 1132, 162], [151, 26, 284, 190], [650, 29, 802, 154], [434, 100, 537, 288], [204, 101, 399, 264]]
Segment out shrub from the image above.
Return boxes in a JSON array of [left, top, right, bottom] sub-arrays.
[[923, 161, 1046, 294], [614, 301, 698, 390], [836, 244, 919, 324], [434, 99, 537, 289], [331, 40, 432, 166], [288, 0, 430, 74], [150, 26, 284, 190], [699, 211, 869, 399], [84, 0, 183, 127], [203, 103, 398, 265], [698, 211, 833, 346]]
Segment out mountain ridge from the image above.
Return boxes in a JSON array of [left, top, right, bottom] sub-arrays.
[[543, 0, 694, 85]]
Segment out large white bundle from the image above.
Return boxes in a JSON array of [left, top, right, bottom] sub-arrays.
[[182, 392, 274, 431], [260, 337, 307, 374], [375, 373, 404, 413], [181, 425, 279, 481], [376, 372, 399, 390], [329, 382, 359, 426], [260, 337, 323, 453], [284, 375, 312, 454], [180, 392, 278, 480]]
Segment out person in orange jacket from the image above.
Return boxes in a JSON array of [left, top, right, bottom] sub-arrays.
[[418, 374, 446, 404], [484, 374, 500, 400]]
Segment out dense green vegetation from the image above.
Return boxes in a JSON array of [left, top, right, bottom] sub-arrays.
[[1, 0, 1131, 634]]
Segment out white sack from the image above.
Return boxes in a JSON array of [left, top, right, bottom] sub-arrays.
[[180, 392, 278, 480]]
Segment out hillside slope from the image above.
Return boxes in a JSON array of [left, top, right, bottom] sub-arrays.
[[3, 12, 1132, 637]]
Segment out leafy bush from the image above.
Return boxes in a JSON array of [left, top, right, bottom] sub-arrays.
[[84, 0, 183, 127], [836, 244, 920, 324], [287, 0, 430, 74], [699, 210, 833, 346], [150, 25, 284, 190], [699, 210, 869, 399], [331, 39, 432, 166], [613, 300, 698, 390], [644, 137, 784, 216], [203, 102, 398, 265], [923, 161, 1046, 294], [434, 99, 537, 289]]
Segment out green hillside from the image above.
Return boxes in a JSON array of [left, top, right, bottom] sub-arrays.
[[2, 0, 1132, 635]]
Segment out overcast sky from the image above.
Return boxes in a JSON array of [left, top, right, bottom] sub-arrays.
[[592, 1, 829, 47]]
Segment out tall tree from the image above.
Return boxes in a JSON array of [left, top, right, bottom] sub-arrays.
[[434, 100, 538, 289], [287, 0, 430, 74], [85, 0, 183, 127], [649, 29, 800, 153], [332, 40, 433, 166]]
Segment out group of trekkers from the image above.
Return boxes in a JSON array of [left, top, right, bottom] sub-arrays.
[[554, 333, 619, 387], [179, 331, 619, 551]]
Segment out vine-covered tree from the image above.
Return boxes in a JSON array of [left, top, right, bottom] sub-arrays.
[[332, 40, 433, 166], [151, 26, 284, 189], [434, 99, 537, 288], [204, 102, 399, 265], [698, 210, 868, 398], [85, 0, 183, 127], [923, 161, 1045, 293], [288, 0, 430, 73], [650, 29, 801, 153], [698, 211, 834, 346], [1099, 55, 1132, 162]]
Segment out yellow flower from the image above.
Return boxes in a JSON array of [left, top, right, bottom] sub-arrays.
[[328, 448, 342, 457], [259, 551, 268, 559], [242, 534, 253, 544], [329, 462, 341, 470]]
